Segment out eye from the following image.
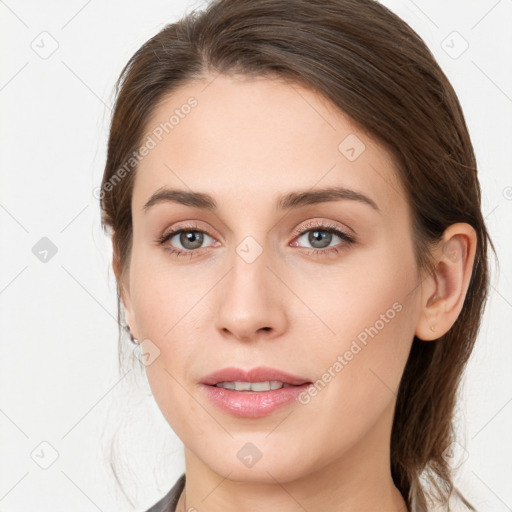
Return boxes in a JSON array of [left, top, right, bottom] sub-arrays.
[[290, 220, 355, 256], [171, 230, 211, 250], [157, 222, 218, 258]]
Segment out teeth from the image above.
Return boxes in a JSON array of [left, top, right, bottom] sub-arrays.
[[214, 381, 293, 391]]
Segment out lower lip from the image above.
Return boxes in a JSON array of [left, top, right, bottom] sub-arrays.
[[200, 383, 311, 418]]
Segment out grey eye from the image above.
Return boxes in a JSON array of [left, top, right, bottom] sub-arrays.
[[298, 229, 340, 249], [172, 230, 211, 250]]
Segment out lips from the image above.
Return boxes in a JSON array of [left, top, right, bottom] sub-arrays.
[[200, 366, 311, 387]]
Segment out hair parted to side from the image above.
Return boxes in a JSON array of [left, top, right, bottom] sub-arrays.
[[100, 0, 494, 509]]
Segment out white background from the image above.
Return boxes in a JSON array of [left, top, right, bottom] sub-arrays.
[[0, 0, 511, 510]]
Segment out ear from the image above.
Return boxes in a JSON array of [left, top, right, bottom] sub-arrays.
[[415, 223, 477, 341], [112, 239, 138, 339]]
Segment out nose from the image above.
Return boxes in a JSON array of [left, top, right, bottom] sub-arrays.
[[214, 246, 288, 342]]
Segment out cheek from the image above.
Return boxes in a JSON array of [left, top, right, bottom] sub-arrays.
[[287, 295, 416, 472], [294, 243, 418, 420], [289, 236, 417, 348], [128, 251, 211, 431], [128, 246, 197, 338]]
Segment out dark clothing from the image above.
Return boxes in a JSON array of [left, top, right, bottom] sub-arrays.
[[145, 473, 185, 512]]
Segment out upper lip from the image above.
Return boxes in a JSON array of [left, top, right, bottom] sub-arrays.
[[201, 366, 311, 386]]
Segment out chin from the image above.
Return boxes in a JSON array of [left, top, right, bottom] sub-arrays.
[[193, 439, 316, 484]]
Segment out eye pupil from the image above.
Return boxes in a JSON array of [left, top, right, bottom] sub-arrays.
[[309, 230, 332, 249]]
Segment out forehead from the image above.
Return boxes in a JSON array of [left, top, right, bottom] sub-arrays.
[[132, 74, 405, 216]]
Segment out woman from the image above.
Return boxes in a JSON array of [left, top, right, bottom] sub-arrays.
[[99, 0, 493, 510]]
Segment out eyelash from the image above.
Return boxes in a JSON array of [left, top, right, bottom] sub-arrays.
[[157, 220, 355, 259]]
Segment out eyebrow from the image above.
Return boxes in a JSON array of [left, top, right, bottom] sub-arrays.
[[142, 186, 380, 213]]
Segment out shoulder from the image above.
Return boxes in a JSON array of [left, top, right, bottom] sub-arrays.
[[144, 473, 186, 512]]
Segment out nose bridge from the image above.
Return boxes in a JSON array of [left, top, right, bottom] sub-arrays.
[[226, 234, 274, 312], [214, 232, 287, 340]]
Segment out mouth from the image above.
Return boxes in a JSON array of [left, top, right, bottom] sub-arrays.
[[200, 365, 312, 388], [212, 380, 299, 391], [199, 366, 313, 418]]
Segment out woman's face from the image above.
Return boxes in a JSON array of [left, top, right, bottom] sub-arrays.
[[122, 74, 425, 483]]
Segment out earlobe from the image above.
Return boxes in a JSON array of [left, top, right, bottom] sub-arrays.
[[415, 224, 477, 341], [112, 242, 137, 339], [118, 276, 138, 340], [120, 283, 135, 332]]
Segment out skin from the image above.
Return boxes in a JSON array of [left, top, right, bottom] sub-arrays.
[[116, 74, 477, 512]]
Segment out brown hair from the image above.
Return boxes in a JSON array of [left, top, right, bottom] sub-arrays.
[[100, 0, 494, 509]]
